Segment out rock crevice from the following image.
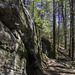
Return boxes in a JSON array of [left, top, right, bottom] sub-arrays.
[[0, 0, 43, 75]]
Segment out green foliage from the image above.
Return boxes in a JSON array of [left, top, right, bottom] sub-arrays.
[[25, 0, 74, 59]]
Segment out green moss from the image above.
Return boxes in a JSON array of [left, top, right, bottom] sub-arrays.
[[17, 44, 28, 60], [42, 37, 54, 58], [56, 49, 59, 57], [70, 65, 73, 69], [34, 35, 37, 45], [14, 31, 28, 60], [41, 53, 46, 61]]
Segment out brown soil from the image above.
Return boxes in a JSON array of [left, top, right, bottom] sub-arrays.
[[42, 55, 75, 75]]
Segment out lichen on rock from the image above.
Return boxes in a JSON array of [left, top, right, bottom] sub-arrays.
[[0, 21, 27, 75], [0, 0, 43, 75]]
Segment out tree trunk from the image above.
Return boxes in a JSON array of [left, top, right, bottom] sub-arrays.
[[61, 0, 67, 50], [64, 2, 67, 50], [71, 0, 74, 61], [58, 1, 60, 49], [53, 0, 56, 58], [69, 0, 72, 57]]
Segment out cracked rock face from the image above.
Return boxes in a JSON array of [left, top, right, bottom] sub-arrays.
[[0, 21, 27, 75], [0, 0, 43, 75]]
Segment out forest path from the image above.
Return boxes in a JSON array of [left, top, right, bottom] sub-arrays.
[[42, 54, 75, 75]]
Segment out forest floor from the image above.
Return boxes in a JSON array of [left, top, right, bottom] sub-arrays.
[[42, 53, 75, 75]]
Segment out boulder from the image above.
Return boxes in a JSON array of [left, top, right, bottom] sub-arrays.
[[0, 0, 43, 75], [42, 37, 53, 58], [0, 21, 27, 75]]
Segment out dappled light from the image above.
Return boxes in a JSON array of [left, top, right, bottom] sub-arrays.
[[0, 0, 75, 75]]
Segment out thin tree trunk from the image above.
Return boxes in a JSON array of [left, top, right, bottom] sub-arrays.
[[58, 1, 60, 49], [69, 0, 72, 57], [61, 0, 67, 50], [53, 0, 56, 58], [71, 0, 74, 61], [64, 2, 67, 50]]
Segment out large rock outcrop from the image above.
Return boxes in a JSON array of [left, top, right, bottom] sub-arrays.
[[0, 0, 43, 75], [0, 21, 27, 75]]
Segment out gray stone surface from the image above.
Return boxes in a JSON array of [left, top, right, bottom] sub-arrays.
[[0, 0, 43, 75]]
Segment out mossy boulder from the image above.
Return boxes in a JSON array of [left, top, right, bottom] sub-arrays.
[[0, 0, 43, 75], [0, 21, 27, 75], [42, 37, 53, 58]]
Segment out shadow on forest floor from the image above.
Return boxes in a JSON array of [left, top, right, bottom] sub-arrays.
[[42, 55, 75, 75]]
